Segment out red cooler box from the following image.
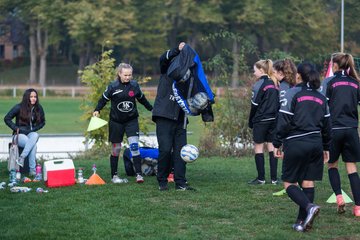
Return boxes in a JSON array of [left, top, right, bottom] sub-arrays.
[[44, 159, 75, 187]]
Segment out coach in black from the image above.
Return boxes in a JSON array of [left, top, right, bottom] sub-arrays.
[[152, 42, 195, 191], [93, 63, 153, 184], [273, 64, 332, 232]]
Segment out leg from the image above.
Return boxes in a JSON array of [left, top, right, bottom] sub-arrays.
[[128, 136, 144, 183], [250, 143, 265, 183], [267, 142, 278, 183], [173, 122, 187, 188], [17, 132, 39, 172], [328, 161, 345, 213], [346, 162, 360, 214]]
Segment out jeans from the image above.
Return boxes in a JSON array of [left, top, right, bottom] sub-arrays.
[[16, 132, 39, 172]]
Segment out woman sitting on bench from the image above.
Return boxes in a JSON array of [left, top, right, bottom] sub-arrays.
[[4, 88, 46, 176]]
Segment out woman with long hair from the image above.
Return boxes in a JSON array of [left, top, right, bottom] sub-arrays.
[[273, 63, 331, 232], [322, 52, 360, 217], [248, 59, 280, 185], [4, 88, 45, 176]]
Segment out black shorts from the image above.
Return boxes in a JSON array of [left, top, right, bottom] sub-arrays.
[[282, 135, 324, 183], [328, 128, 360, 163], [109, 118, 139, 143], [253, 121, 275, 143]]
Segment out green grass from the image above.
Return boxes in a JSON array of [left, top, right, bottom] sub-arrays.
[[0, 156, 359, 239]]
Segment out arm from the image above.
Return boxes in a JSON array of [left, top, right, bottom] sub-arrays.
[[94, 84, 112, 116], [4, 104, 20, 132], [159, 42, 185, 74], [137, 93, 153, 111], [248, 104, 257, 129]]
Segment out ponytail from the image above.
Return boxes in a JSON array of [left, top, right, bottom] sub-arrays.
[[332, 52, 360, 82], [305, 70, 321, 90], [255, 59, 279, 87]]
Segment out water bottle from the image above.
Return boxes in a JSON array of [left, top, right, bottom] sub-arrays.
[[9, 169, 16, 183], [92, 164, 97, 174], [16, 170, 21, 183], [77, 168, 84, 184], [35, 163, 42, 180]]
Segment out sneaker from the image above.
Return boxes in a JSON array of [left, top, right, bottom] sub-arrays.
[[176, 185, 196, 191], [336, 194, 346, 214], [303, 204, 320, 230], [111, 175, 123, 184], [159, 183, 169, 191], [16, 157, 24, 167], [136, 174, 144, 183], [248, 178, 265, 185], [292, 222, 305, 232], [271, 179, 281, 185], [167, 173, 174, 183], [353, 205, 360, 217], [32, 174, 42, 182]]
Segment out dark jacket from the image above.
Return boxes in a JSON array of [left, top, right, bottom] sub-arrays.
[[152, 47, 184, 122], [95, 79, 153, 124], [273, 83, 332, 150], [4, 103, 46, 135]]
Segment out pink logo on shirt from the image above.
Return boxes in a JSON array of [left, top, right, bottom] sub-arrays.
[[263, 85, 275, 91], [332, 81, 358, 89], [128, 91, 135, 97], [297, 96, 323, 105]]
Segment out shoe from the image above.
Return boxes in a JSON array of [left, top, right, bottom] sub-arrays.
[[248, 178, 265, 185], [32, 174, 42, 182], [111, 175, 123, 184], [159, 183, 169, 191], [136, 174, 144, 183], [353, 205, 360, 217], [176, 185, 196, 191], [271, 179, 282, 185], [16, 157, 24, 167], [336, 194, 346, 214], [292, 222, 305, 232], [167, 173, 174, 183], [303, 204, 320, 230], [29, 171, 36, 177]]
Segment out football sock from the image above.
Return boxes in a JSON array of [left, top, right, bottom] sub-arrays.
[[348, 172, 360, 205], [269, 151, 278, 180], [297, 187, 315, 221], [286, 185, 310, 210], [328, 168, 342, 195], [110, 155, 118, 177], [255, 153, 265, 181], [133, 155, 142, 175]]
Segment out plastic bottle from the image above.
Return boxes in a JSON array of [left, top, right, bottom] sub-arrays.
[[9, 169, 16, 183], [16, 170, 21, 183], [77, 168, 84, 184], [35, 163, 42, 181], [92, 164, 97, 174]]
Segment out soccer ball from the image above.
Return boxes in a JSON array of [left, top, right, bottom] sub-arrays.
[[180, 144, 199, 163], [141, 163, 153, 176]]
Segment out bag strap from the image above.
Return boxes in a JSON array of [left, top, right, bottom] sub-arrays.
[[12, 128, 19, 145]]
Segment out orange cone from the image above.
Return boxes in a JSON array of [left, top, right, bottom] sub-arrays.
[[85, 173, 106, 185]]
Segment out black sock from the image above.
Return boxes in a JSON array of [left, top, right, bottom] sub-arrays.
[[110, 155, 118, 177], [348, 172, 360, 205], [328, 168, 342, 195], [286, 185, 310, 210], [133, 155, 142, 175], [269, 151, 278, 180], [255, 153, 265, 181], [297, 187, 315, 221]]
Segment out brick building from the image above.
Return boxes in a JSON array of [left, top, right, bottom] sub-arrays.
[[0, 17, 25, 60]]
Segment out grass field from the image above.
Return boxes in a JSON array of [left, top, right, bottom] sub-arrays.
[[0, 156, 359, 239]]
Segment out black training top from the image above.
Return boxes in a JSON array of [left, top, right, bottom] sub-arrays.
[[248, 75, 279, 128], [273, 83, 332, 150], [95, 79, 153, 124], [321, 70, 360, 129]]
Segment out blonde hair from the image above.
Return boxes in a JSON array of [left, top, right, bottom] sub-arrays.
[[332, 52, 360, 82], [117, 63, 133, 74], [254, 59, 278, 86]]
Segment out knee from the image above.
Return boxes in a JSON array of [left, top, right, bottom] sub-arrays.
[[328, 161, 338, 169], [29, 132, 39, 141], [111, 143, 121, 157]]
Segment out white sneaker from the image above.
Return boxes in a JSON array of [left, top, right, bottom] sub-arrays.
[[111, 175, 123, 184], [136, 174, 144, 183]]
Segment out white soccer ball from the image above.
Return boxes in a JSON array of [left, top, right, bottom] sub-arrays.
[[180, 144, 199, 163], [141, 163, 153, 176]]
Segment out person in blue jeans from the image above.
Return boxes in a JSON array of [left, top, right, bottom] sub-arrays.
[[4, 88, 46, 176]]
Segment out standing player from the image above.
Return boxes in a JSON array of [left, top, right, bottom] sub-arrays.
[[248, 59, 279, 185], [273, 64, 332, 232], [93, 63, 153, 184], [321, 53, 360, 217]]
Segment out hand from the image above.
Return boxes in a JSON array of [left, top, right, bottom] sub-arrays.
[[274, 147, 284, 159], [179, 42, 185, 51], [323, 151, 330, 163], [93, 111, 100, 117]]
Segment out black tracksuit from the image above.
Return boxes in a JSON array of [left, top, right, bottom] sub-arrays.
[[152, 47, 187, 188]]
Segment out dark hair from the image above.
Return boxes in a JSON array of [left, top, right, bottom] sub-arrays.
[[332, 52, 360, 82], [304, 70, 321, 89], [19, 88, 42, 125], [273, 58, 297, 86], [297, 62, 315, 81]]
